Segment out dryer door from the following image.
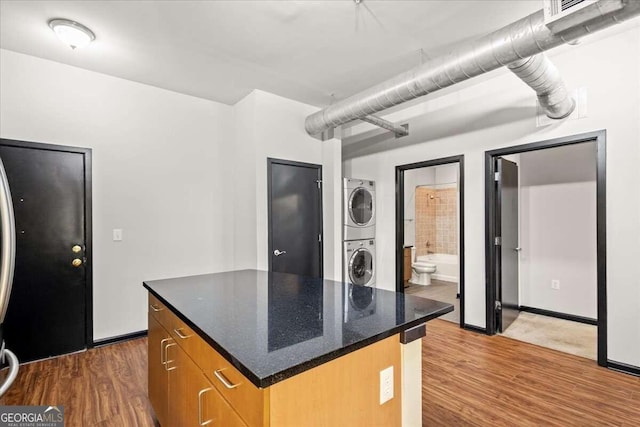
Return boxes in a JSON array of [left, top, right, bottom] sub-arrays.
[[348, 248, 373, 286], [348, 187, 373, 226]]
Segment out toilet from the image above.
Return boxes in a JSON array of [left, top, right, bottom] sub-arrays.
[[409, 247, 437, 286]]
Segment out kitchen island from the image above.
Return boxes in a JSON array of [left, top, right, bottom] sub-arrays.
[[144, 269, 453, 427]]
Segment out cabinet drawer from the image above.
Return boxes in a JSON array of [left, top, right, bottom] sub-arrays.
[[203, 379, 249, 427], [167, 311, 208, 367], [148, 294, 171, 331], [200, 342, 266, 427], [168, 311, 265, 426], [159, 301, 266, 426]]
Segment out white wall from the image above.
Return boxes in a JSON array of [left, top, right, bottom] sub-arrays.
[[519, 143, 597, 319], [343, 23, 640, 367], [435, 164, 457, 185], [231, 92, 258, 270], [232, 90, 342, 280], [322, 133, 343, 281], [0, 49, 236, 340], [0, 52, 342, 342]]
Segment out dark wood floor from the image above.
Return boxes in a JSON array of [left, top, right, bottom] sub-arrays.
[[0, 339, 156, 426], [2, 321, 639, 426], [423, 320, 640, 426]]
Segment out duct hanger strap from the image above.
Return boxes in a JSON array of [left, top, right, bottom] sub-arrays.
[[508, 53, 575, 119], [360, 115, 409, 138]]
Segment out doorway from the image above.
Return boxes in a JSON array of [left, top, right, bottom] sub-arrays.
[[267, 158, 323, 278], [396, 155, 465, 328], [485, 130, 606, 366], [0, 138, 92, 362]]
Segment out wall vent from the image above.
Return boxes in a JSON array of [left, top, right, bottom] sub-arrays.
[[561, 0, 588, 13], [543, 0, 624, 33]]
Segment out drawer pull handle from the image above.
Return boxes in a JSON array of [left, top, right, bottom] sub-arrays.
[[174, 328, 192, 339], [160, 338, 172, 364], [214, 369, 239, 389], [164, 343, 177, 371], [198, 387, 214, 426], [150, 304, 163, 312]]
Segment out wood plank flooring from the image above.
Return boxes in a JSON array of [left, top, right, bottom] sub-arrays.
[[2, 321, 639, 426], [0, 339, 156, 426], [423, 320, 640, 426]]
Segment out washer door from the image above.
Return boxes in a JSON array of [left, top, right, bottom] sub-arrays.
[[349, 248, 373, 286], [348, 187, 373, 226]]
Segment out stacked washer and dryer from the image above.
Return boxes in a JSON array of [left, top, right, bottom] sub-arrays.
[[343, 178, 377, 323], [343, 178, 376, 288]]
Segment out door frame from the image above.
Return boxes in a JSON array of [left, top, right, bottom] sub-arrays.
[[484, 130, 606, 366], [0, 138, 93, 348], [267, 158, 323, 277], [395, 155, 466, 329], [495, 157, 520, 333]]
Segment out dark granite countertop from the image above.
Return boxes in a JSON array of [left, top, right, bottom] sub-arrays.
[[143, 269, 453, 388]]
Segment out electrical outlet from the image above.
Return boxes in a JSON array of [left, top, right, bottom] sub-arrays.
[[379, 366, 394, 405], [551, 279, 560, 290], [113, 228, 123, 241]]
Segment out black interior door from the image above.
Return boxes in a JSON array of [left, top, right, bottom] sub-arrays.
[[496, 157, 519, 332], [268, 159, 322, 278], [0, 142, 89, 362]]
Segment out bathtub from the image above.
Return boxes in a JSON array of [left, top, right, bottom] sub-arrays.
[[416, 253, 459, 283]]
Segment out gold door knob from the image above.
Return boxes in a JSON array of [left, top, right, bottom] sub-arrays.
[[72, 258, 83, 267], [72, 245, 82, 253]]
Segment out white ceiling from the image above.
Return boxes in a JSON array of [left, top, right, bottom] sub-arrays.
[[0, 0, 541, 107]]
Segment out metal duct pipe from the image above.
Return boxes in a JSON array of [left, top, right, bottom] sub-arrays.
[[508, 54, 575, 119], [305, 1, 640, 137]]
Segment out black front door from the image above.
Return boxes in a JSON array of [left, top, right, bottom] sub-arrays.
[[268, 158, 323, 278], [496, 157, 519, 332], [0, 140, 90, 362]]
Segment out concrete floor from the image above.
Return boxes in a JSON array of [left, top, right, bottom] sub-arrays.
[[404, 281, 596, 361], [500, 312, 597, 360]]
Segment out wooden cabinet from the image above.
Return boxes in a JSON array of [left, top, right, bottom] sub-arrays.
[[403, 247, 412, 285], [148, 307, 172, 426], [147, 293, 402, 427], [169, 341, 246, 427], [169, 312, 266, 426], [168, 341, 203, 427], [148, 295, 252, 426]]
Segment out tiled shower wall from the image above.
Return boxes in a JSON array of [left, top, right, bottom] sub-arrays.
[[415, 187, 435, 257], [415, 186, 457, 257]]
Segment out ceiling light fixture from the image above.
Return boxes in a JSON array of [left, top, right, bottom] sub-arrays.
[[48, 18, 95, 50]]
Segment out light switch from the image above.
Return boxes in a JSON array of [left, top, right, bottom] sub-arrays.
[[113, 229, 123, 241]]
